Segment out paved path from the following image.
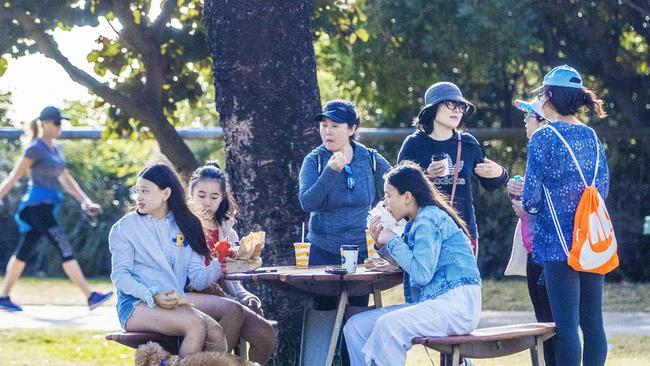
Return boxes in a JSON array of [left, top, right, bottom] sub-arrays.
[[1, 307, 649, 335]]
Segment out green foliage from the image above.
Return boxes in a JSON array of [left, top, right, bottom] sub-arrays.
[[315, 0, 649, 128], [0, 90, 12, 126]]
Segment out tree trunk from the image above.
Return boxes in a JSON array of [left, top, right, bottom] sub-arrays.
[[203, 1, 321, 363]]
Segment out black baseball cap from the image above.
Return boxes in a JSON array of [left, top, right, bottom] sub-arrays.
[[314, 100, 360, 125], [38, 106, 69, 123]]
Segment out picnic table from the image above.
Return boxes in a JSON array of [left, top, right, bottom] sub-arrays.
[[225, 265, 403, 366]]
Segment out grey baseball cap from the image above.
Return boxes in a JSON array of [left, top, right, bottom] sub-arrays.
[[417, 82, 475, 120]]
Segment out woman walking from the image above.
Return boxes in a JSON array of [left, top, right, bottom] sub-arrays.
[[0, 106, 112, 312]]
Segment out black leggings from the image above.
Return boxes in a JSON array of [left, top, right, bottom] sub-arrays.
[[14, 204, 75, 262], [526, 253, 556, 366]]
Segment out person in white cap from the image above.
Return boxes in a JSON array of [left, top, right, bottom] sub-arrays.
[[0, 106, 112, 312], [507, 97, 556, 366]]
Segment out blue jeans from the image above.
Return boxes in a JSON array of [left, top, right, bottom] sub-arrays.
[[544, 261, 607, 366]]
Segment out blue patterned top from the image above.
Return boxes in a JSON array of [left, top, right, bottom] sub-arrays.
[[522, 122, 609, 263]]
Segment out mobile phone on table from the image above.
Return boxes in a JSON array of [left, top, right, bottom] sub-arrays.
[[325, 266, 348, 274], [249, 267, 278, 273]]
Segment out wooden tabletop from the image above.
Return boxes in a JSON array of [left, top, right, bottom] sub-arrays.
[[224, 265, 403, 297]]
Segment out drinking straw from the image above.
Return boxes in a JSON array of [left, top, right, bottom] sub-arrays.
[[301, 222, 305, 243]]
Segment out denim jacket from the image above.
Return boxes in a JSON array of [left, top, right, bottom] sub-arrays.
[[383, 205, 481, 303], [109, 211, 221, 308]]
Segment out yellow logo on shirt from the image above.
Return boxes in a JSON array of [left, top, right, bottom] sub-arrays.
[[175, 233, 185, 247]]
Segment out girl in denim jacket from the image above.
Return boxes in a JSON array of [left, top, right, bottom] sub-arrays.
[[344, 162, 481, 366], [109, 163, 227, 356]]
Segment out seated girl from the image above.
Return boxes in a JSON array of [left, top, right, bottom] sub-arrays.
[[343, 161, 482, 366], [187, 161, 276, 364], [109, 163, 227, 357]]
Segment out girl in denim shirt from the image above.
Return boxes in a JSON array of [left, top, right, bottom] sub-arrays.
[[109, 163, 227, 356], [521, 65, 610, 366], [344, 162, 481, 366]]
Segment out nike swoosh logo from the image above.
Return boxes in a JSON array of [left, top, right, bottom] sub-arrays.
[[578, 230, 617, 270]]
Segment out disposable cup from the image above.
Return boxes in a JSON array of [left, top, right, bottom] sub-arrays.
[[365, 229, 378, 258], [294, 242, 311, 269], [340, 245, 359, 273]]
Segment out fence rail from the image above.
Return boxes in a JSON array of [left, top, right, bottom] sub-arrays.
[[0, 127, 646, 141]]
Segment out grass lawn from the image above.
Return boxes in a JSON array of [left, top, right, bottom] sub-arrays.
[[5, 276, 650, 312], [0, 329, 133, 366], [1, 330, 649, 366], [1, 276, 649, 365]]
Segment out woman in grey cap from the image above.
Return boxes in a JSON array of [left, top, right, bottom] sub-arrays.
[[398, 82, 508, 257], [0, 106, 112, 312]]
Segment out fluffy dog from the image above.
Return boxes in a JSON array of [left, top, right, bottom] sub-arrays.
[[135, 341, 260, 366]]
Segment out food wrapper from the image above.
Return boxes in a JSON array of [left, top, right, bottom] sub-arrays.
[[235, 231, 265, 261], [363, 257, 401, 273], [368, 201, 406, 236], [169, 291, 194, 307], [224, 257, 263, 274]]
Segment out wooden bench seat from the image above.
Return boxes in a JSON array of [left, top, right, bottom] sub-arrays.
[[412, 322, 556, 366], [106, 320, 278, 359], [105, 331, 182, 354]]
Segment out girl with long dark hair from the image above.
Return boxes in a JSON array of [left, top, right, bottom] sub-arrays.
[[109, 163, 227, 357], [343, 161, 481, 366]]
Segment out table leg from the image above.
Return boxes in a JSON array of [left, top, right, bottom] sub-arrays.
[[324, 287, 349, 366], [372, 285, 382, 308], [299, 298, 312, 366]]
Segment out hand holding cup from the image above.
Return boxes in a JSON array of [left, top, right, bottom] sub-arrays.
[[427, 153, 450, 178]]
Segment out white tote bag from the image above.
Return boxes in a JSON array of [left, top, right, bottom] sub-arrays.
[[504, 219, 528, 276]]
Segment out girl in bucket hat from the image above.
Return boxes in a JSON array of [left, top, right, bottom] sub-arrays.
[[521, 65, 610, 366], [398, 82, 509, 257]]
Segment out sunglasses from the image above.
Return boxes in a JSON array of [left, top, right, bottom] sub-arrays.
[[524, 113, 546, 123], [343, 165, 355, 190], [443, 100, 469, 113]]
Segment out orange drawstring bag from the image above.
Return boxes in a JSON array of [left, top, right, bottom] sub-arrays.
[[542, 125, 618, 274]]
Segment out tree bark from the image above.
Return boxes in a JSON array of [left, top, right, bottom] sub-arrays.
[[203, 1, 321, 363]]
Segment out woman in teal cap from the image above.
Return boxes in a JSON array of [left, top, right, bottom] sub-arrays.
[[0, 106, 112, 312], [520, 65, 611, 366]]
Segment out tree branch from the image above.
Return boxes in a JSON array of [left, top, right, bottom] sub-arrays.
[[9, 9, 137, 111], [622, 0, 650, 16], [152, 0, 176, 42], [112, 0, 166, 103]]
